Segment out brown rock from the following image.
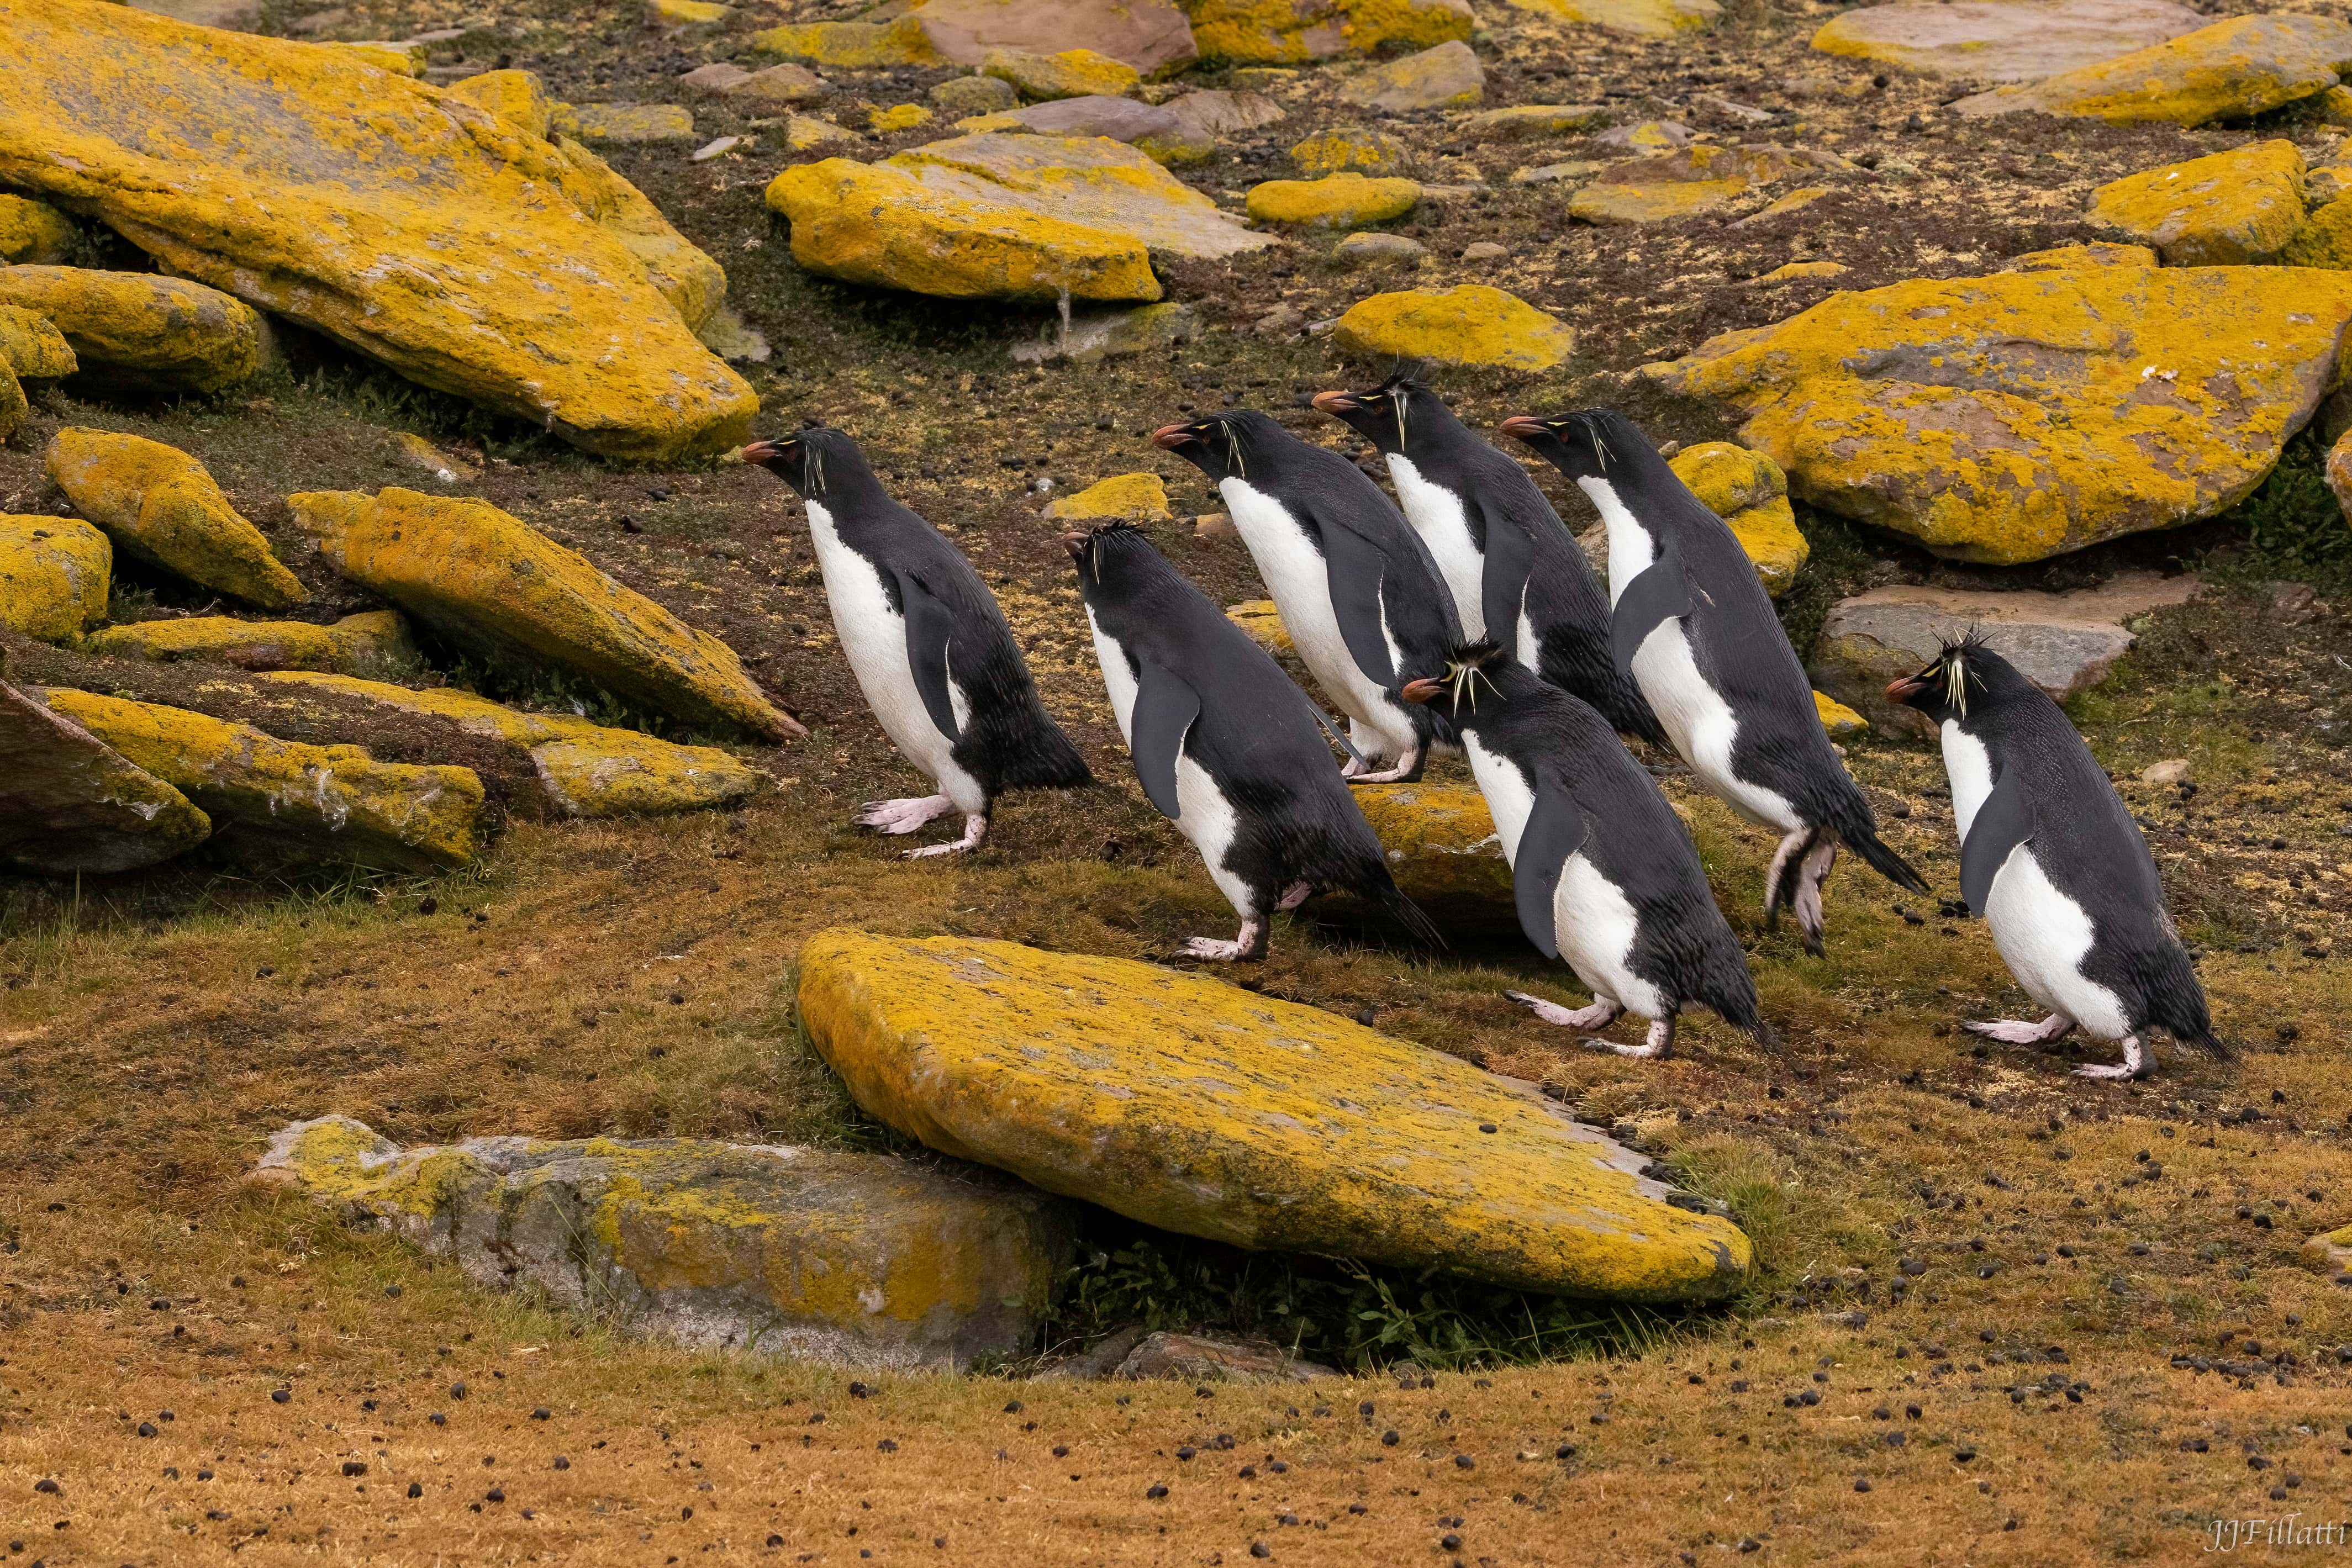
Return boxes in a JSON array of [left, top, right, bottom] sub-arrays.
[[1114, 1331, 1338, 1383], [1810, 0, 2204, 83], [909, 0, 1198, 75], [0, 679, 210, 875]]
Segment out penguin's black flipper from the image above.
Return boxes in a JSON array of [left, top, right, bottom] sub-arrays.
[[1960, 767, 2035, 916], [1131, 660, 1201, 820], [1511, 778, 1588, 962], [1475, 497, 1532, 651], [1610, 537, 1695, 677], [1320, 529, 1399, 688], [893, 568, 962, 742]]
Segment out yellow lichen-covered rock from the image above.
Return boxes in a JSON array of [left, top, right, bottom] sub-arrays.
[[1348, 782, 1511, 904], [1814, 690, 1868, 737], [1333, 285, 1574, 371], [261, 673, 765, 819], [1226, 598, 1293, 651], [1647, 263, 2352, 564], [1808, 0, 2203, 82], [2088, 141, 2307, 266], [0, 303, 74, 381], [2002, 240, 2159, 272], [552, 137, 727, 331], [0, 0, 753, 462], [0, 679, 209, 876], [982, 46, 1141, 101], [1571, 143, 1854, 225], [83, 611, 415, 675], [0, 267, 264, 393], [2302, 1221, 2352, 1282], [1290, 126, 1413, 177], [751, 14, 942, 68], [254, 1115, 1075, 1369], [869, 103, 934, 133], [446, 68, 555, 138], [799, 931, 1752, 1301], [1246, 172, 1419, 228], [651, 0, 730, 22], [1506, 0, 1720, 38], [41, 687, 483, 872], [781, 115, 862, 154], [570, 103, 698, 143], [1954, 13, 2352, 124], [2284, 194, 2352, 270], [45, 428, 308, 609], [1045, 472, 1173, 522], [335, 40, 425, 75], [1669, 441, 1808, 598], [0, 515, 109, 642], [1758, 258, 1845, 282], [1338, 38, 1482, 113], [287, 488, 797, 742], [1187, 0, 1474, 64], [0, 193, 77, 263], [1463, 103, 1611, 142]]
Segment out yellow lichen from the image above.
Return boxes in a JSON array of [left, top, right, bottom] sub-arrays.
[[45, 427, 308, 609], [1189, 0, 1473, 64], [1347, 783, 1512, 903], [0, 194, 77, 264], [750, 15, 941, 68], [82, 611, 413, 675], [1333, 285, 1574, 371], [1758, 259, 1846, 282], [1045, 473, 1173, 522], [1670, 441, 1808, 597], [0, 515, 109, 642], [2283, 193, 2352, 269], [1954, 13, 2352, 125], [445, 68, 554, 139], [0, 267, 263, 394], [1246, 172, 1420, 227], [980, 47, 1141, 101], [1225, 599, 1293, 651], [1814, 690, 1869, 736], [869, 103, 934, 133], [1290, 127, 1412, 177], [2089, 140, 2307, 265], [0, 304, 74, 381]]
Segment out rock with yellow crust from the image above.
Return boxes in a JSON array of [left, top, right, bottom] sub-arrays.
[[40, 687, 483, 871], [650, 0, 730, 23], [2002, 240, 2158, 272], [751, 14, 942, 68], [1504, 0, 1719, 38], [1813, 691, 1868, 737], [914, 0, 1200, 74], [798, 931, 1752, 1301], [869, 103, 934, 134], [1338, 38, 1483, 112], [445, 68, 553, 138], [46, 428, 308, 609], [1808, 0, 2202, 82], [1347, 783, 1511, 904], [1669, 441, 1807, 598], [0, 0, 753, 462], [1187, 0, 1473, 64], [1225, 598, 1293, 651], [552, 137, 728, 331], [83, 610, 415, 676], [2302, 1221, 2352, 1283], [1246, 172, 1420, 228], [981, 46, 1141, 101], [2330, 426, 2352, 524], [1644, 262, 2352, 564], [1290, 125, 1414, 176], [0, 267, 265, 394], [0, 194, 77, 264], [0, 680, 210, 876], [0, 515, 109, 642], [571, 103, 699, 143], [254, 1115, 1075, 1369], [1045, 473, 1173, 522], [261, 672, 764, 818], [0, 304, 74, 382], [2089, 140, 2307, 266], [1464, 103, 1610, 142], [287, 488, 795, 742], [1571, 143, 1853, 225], [1333, 285, 1574, 371], [2285, 194, 2352, 270], [781, 115, 863, 154], [1954, 13, 2352, 124]]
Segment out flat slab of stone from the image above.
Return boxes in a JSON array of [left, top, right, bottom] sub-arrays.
[[2089, 141, 2307, 266], [1572, 144, 1853, 225], [47, 427, 307, 609], [1247, 172, 1420, 227], [1464, 103, 1610, 141], [0, 679, 209, 875], [1953, 13, 2352, 124], [82, 610, 412, 674], [1811, 0, 2203, 83], [1162, 89, 1285, 140], [910, 0, 1198, 73], [1333, 285, 1573, 370], [961, 96, 1210, 163], [254, 1116, 1075, 1370], [569, 102, 697, 142], [1186, 0, 1473, 64], [1339, 40, 1484, 113], [798, 930, 1753, 1301], [0, 514, 109, 642]]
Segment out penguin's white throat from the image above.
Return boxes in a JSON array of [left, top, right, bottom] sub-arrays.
[[1576, 475, 1655, 604]]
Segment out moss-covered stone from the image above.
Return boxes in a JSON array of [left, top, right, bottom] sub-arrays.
[[1954, 13, 2352, 124], [1289, 126, 1413, 177], [1463, 103, 1610, 142], [82, 611, 414, 675], [254, 1115, 1075, 1369], [0, 194, 78, 265], [0, 267, 264, 394], [286, 488, 794, 742], [0, 679, 209, 876], [1246, 172, 1420, 228], [751, 14, 943, 68], [1669, 441, 1808, 598], [1505, 0, 1720, 38], [798, 931, 1751, 1301], [2089, 141, 2307, 265], [1187, 0, 1474, 64], [0, 515, 109, 643], [41, 688, 483, 872], [1348, 782, 1512, 904], [1045, 473, 1173, 522], [45, 428, 307, 610], [1333, 285, 1573, 371], [982, 47, 1141, 100], [570, 103, 698, 143], [1571, 143, 1853, 225]]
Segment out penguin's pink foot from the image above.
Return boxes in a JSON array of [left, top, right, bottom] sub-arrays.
[[1275, 881, 1314, 912], [1586, 1017, 1675, 1060], [1965, 1013, 2074, 1045], [903, 814, 989, 859], [2073, 1034, 2149, 1080], [1790, 837, 1838, 956], [1181, 918, 1266, 962], [856, 795, 954, 835], [1505, 990, 1620, 1031], [1344, 745, 1427, 785]]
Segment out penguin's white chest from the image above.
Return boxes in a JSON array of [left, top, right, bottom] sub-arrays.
[[1084, 607, 1140, 742], [1385, 455, 1483, 638]]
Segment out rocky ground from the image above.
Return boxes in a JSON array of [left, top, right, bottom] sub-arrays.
[[3, 0, 2351, 1562]]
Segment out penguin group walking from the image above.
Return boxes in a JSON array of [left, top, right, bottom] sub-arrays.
[[739, 387, 2222, 1081]]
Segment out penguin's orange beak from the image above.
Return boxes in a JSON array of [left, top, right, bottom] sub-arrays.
[[1400, 677, 1445, 705], [739, 439, 788, 466], [1498, 416, 1551, 443], [1150, 423, 1197, 451], [1310, 390, 1357, 415], [1884, 674, 1928, 702]]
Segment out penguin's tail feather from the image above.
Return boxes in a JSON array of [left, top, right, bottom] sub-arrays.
[[1376, 880, 1448, 952], [1835, 812, 1929, 895], [995, 715, 1095, 792], [2145, 945, 2228, 1057]]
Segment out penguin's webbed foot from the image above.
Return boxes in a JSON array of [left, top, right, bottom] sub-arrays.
[[1790, 837, 1837, 957], [2072, 1034, 2149, 1080], [1505, 989, 1620, 1031], [903, 813, 989, 859], [1275, 881, 1314, 912], [1965, 1013, 2074, 1046], [856, 794, 955, 835], [1344, 746, 1426, 785], [1586, 1016, 1674, 1060], [1181, 918, 1267, 963]]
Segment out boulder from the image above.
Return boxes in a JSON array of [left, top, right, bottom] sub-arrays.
[[0, 268, 264, 394], [1953, 13, 2352, 124], [1572, 144, 1853, 225], [45, 428, 308, 609], [781, 115, 863, 154], [1335, 230, 1429, 264], [446, 67, 556, 138], [0, 194, 77, 264], [1348, 782, 1512, 903], [1668, 442, 1807, 598], [1643, 262, 2352, 563], [1758, 258, 1845, 282], [2330, 426, 2352, 524], [1596, 119, 1696, 150], [287, 488, 798, 742], [0, 680, 210, 875], [82, 611, 414, 675], [1738, 188, 1833, 226], [1464, 103, 1610, 142], [40, 687, 483, 872], [1510, 160, 1606, 187], [383, 431, 480, 485], [0, 515, 109, 642], [932, 74, 1019, 115], [961, 97, 1212, 164], [0, 302, 75, 386], [2002, 240, 2158, 271], [716, 63, 831, 109], [2286, 193, 2352, 270], [1291, 126, 1414, 177], [1246, 172, 1420, 227], [1010, 300, 1199, 363], [869, 105, 934, 135], [652, 0, 730, 23], [766, 134, 1270, 303], [262, 672, 765, 819], [1162, 88, 1286, 140], [750, 15, 943, 68], [981, 46, 1140, 101], [913, 0, 1198, 73], [1338, 39, 1483, 113], [2089, 141, 2307, 266], [570, 103, 698, 142], [1814, 691, 1868, 737], [1044, 473, 1173, 521], [797, 930, 1753, 1301], [1503, 0, 1720, 39], [254, 1115, 1074, 1370], [1333, 285, 1574, 371], [1186, 0, 1473, 64], [1809, 571, 2203, 734], [1810, 0, 2203, 82], [0, 1, 754, 462]]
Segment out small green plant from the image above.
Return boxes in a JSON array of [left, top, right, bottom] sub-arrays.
[[2209, 427, 2352, 593]]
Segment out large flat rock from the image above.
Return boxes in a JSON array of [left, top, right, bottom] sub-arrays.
[[1811, 0, 2203, 83], [1952, 12, 2352, 124], [83, 610, 413, 675], [911, 0, 1198, 74], [2088, 140, 2308, 266], [0, 679, 209, 875], [1644, 260, 2352, 563], [255, 1116, 1075, 1370], [0, 0, 755, 460], [798, 930, 1752, 1302]]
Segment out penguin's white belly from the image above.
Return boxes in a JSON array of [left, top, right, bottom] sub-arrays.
[[1221, 477, 1413, 756], [1085, 609, 1140, 741], [808, 503, 983, 811], [1554, 856, 1666, 1018], [1173, 753, 1255, 917], [1385, 455, 1483, 637], [1630, 625, 1797, 831], [1983, 846, 2132, 1039], [1464, 734, 1531, 860]]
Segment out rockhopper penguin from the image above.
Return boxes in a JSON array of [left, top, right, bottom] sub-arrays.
[[1888, 633, 2223, 1080], [1404, 641, 1763, 1059], [1067, 521, 1444, 962], [742, 427, 1090, 856], [1505, 409, 1926, 953], [1152, 410, 1461, 783], [1312, 374, 1664, 747]]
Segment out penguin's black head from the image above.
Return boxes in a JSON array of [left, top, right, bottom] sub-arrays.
[[1061, 519, 1164, 596], [1885, 630, 2035, 724], [1401, 638, 1532, 727], [1500, 408, 1657, 481], [1150, 412, 1259, 482], [739, 424, 868, 499], [1311, 369, 1434, 456]]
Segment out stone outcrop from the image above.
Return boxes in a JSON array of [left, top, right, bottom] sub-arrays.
[[1572, 144, 1853, 225], [82, 611, 414, 676], [1246, 172, 1420, 227], [1811, 0, 2203, 82], [1504, 0, 1720, 39], [0, 267, 265, 394], [1953, 13, 2352, 124], [0, 0, 755, 461], [0, 515, 110, 643], [287, 488, 797, 742], [1333, 286, 1574, 371], [2089, 141, 2307, 266], [1668, 442, 1807, 598], [1348, 783, 1513, 904], [798, 930, 1753, 1302], [46, 429, 308, 610], [1338, 40, 1484, 113], [1644, 261, 2352, 563], [254, 1115, 1075, 1370], [0, 680, 210, 875], [1186, 0, 1474, 64]]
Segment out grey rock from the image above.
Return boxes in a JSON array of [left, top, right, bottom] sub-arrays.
[[1811, 0, 2204, 83], [1161, 88, 1286, 140], [1460, 240, 1507, 261], [0, 680, 211, 875], [1340, 40, 1484, 114], [908, 0, 1199, 75], [1335, 231, 1427, 264], [977, 96, 1211, 160], [695, 304, 771, 364], [1036, 1323, 1149, 1379], [931, 73, 1019, 115], [1595, 119, 1694, 149], [2139, 757, 2191, 785], [129, 0, 261, 28], [679, 62, 753, 92], [720, 62, 831, 109], [1113, 1330, 1338, 1383], [1011, 300, 1198, 363]]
